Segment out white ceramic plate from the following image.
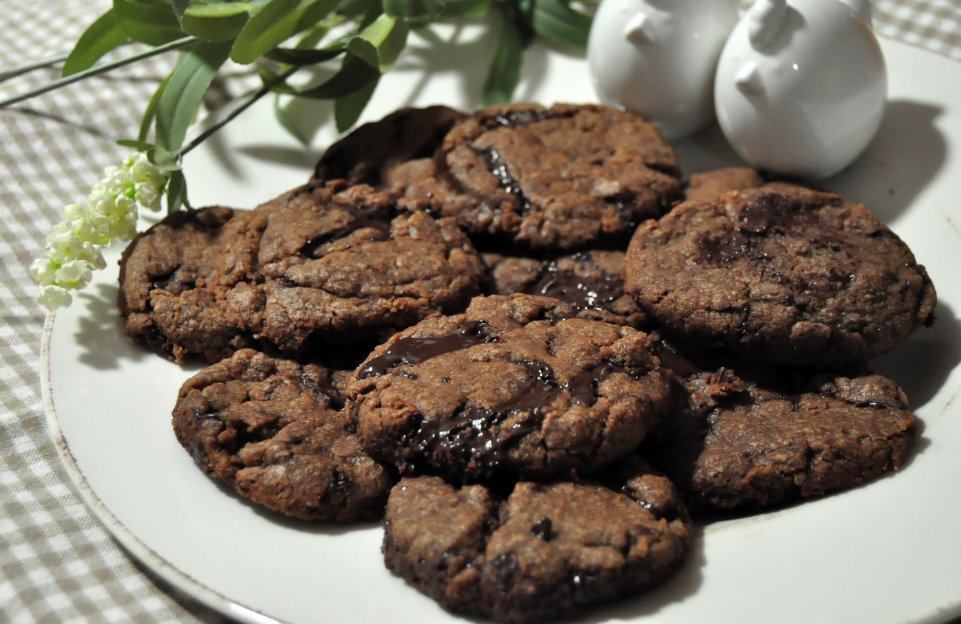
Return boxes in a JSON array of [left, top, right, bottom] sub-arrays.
[[42, 30, 961, 624]]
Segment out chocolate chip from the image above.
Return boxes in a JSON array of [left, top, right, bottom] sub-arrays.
[[359, 322, 497, 379]]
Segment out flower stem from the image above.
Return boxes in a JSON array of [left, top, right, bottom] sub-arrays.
[[0, 37, 195, 109], [178, 66, 298, 157], [0, 52, 71, 84]]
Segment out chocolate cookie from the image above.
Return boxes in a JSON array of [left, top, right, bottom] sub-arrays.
[[172, 349, 393, 521], [383, 467, 691, 622], [624, 183, 937, 366], [482, 250, 649, 327], [312, 105, 464, 186], [119, 180, 485, 363], [685, 167, 764, 202], [651, 345, 916, 509], [396, 103, 683, 249], [348, 294, 672, 482]]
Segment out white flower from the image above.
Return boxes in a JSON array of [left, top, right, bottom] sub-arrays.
[[54, 259, 93, 288], [30, 258, 56, 284], [32, 151, 171, 310], [37, 285, 72, 310]]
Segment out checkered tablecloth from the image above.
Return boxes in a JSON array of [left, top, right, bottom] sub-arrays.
[[2, 1, 960, 622]]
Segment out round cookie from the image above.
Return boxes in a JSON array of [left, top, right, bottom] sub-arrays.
[[348, 294, 673, 482], [651, 345, 916, 509], [397, 103, 683, 250], [383, 467, 691, 622], [173, 349, 393, 521], [624, 183, 937, 366], [119, 180, 485, 362], [312, 105, 464, 186], [684, 167, 764, 202], [482, 250, 649, 327]]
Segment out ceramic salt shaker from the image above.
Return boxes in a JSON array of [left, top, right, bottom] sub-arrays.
[[588, 0, 739, 139], [714, 0, 886, 178]]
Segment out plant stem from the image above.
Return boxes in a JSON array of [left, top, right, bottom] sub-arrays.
[[0, 38, 195, 109], [0, 52, 71, 84], [178, 67, 298, 157]]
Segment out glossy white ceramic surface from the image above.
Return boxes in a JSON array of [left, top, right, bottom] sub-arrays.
[[715, 0, 887, 178], [588, 0, 738, 139], [841, 0, 873, 26], [43, 29, 961, 624]]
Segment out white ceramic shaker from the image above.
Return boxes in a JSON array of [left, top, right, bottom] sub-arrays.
[[588, 0, 739, 139], [714, 0, 886, 178]]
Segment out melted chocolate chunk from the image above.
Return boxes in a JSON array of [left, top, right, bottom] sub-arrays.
[[397, 359, 561, 480], [502, 359, 559, 412], [297, 370, 339, 405], [697, 231, 753, 264], [298, 205, 391, 257], [566, 364, 612, 407], [480, 108, 551, 130], [359, 322, 496, 379], [736, 195, 782, 234], [654, 341, 700, 378], [565, 359, 646, 407], [479, 148, 537, 215], [530, 255, 623, 311]]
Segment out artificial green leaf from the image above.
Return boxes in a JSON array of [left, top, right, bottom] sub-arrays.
[[166, 169, 188, 213], [112, 0, 185, 45], [383, 0, 445, 19], [296, 17, 336, 48], [440, 0, 489, 18], [146, 145, 182, 171], [116, 138, 154, 151], [139, 74, 171, 141], [334, 75, 378, 131], [273, 94, 310, 144], [182, 1, 256, 41], [257, 66, 300, 94], [264, 14, 345, 62], [62, 9, 130, 76], [336, 0, 375, 17], [297, 54, 380, 98], [531, 0, 591, 49], [171, 0, 190, 21], [265, 44, 343, 64], [230, 0, 338, 64], [156, 41, 231, 152], [482, 7, 525, 105], [346, 14, 408, 72]]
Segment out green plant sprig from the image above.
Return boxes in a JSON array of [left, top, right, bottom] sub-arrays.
[[13, 0, 592, 311], [3, 0, 592, 212]]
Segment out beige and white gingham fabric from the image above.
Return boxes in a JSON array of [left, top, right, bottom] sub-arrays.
[[1, 1, 959, 622]]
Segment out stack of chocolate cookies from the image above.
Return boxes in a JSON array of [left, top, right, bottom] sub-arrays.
[[118, 103, 936, 623]]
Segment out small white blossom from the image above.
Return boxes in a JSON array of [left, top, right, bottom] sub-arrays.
[[37, 285, 72, 310], [32, 151, 170, 310]]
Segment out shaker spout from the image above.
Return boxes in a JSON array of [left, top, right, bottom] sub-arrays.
[[747, 0, 788, 49]]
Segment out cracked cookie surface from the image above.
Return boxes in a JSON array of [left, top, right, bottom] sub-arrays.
[[173, 349, 393, 521], [394, 103, 682, 250], [651, 345, 916, 509], [311, 105, 464, 186], [348, 294, 672, 482], [482, 250, 649, 327], [119, 180, 484, 362], [625, 183, 937, 366], [383, 465, 691, 623]]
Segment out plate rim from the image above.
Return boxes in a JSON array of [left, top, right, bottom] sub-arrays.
[[39, 268, 961, 624], [37, 35, 961, 624], [40, 311, 284, 624]]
